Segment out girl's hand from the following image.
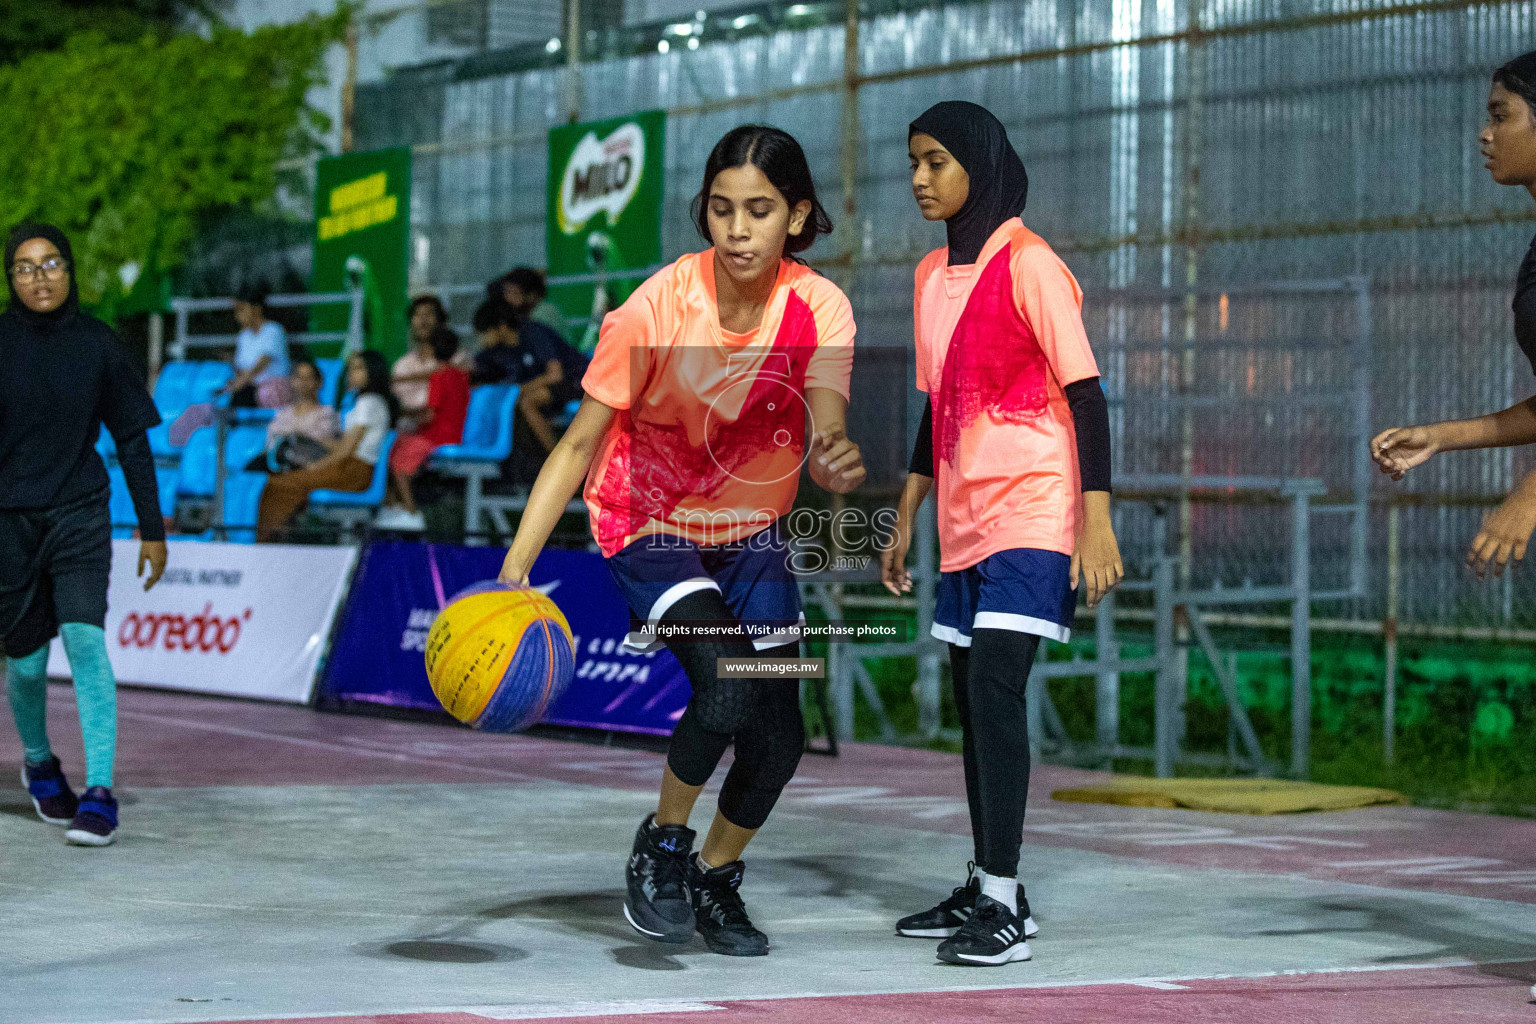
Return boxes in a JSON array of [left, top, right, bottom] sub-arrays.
[[809, 427, 866, 494], [138, 540, 167, 591], [498, 550, 532, 588], [1467, 490, 1536, 578], [1071, 502, 1124, 608], [1371, 426, 1440, 481], [880, 513, 913, 595]]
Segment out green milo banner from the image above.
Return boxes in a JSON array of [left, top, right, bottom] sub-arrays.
[[546, 110, 665, 352], [312, 147, 411, 360]]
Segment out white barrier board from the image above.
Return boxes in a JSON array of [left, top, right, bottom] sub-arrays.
[[48, 540, 357, 703]]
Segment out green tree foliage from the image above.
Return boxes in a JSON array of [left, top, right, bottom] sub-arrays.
[[0, 2, 224, 65], [0, 12, 347, 305]]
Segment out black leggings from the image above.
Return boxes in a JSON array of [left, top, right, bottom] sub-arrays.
[[661, 589, 805, 831], [950, 629, 1041, 878]]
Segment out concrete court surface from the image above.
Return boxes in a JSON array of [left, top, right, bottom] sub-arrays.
[[4, 687, 1536, 1024]]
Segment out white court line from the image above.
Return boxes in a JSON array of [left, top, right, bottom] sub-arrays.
[[116, 711, 537, 783], [47, 955, 1533, 1024]]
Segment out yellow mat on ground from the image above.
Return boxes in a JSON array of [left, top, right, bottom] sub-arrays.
[[1051, 777, 1407, 815]]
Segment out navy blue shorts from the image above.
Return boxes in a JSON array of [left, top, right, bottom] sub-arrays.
[[606, 522, 803, 653], [932, 548, 1075, 647]]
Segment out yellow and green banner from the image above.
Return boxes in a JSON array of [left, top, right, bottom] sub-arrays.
[[546, 110, 665, 351], [312, 147, 411, 359]]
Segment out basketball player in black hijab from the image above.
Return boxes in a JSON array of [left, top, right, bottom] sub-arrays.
[[0, 222, 166, 847], [882, 102, 1121, 965], [1374, 51, 1536, 579]]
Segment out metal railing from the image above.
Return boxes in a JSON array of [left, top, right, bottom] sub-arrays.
[[165, 286, 367, 369]]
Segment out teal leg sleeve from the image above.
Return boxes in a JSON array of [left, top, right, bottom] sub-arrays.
[[5, 646, 52, 765], [59, 624, 116, 789]]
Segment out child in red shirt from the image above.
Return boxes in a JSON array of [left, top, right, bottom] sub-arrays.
[[382, 327, 469, 530]]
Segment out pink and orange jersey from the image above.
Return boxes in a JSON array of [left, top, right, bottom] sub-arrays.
[[581, 252, 856, 557], [915, 218, 1101, 572]]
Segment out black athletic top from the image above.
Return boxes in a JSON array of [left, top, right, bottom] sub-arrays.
[[1515, 233, 1536, 375], [0, 308, 164, 536]]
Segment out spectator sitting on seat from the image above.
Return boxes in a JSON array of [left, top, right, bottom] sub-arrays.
[[491, 266, 570, 342], [256, 350, 397, 542], [249, 357, 340, 473], [378, 327, 470, 532], [168, 283, 292, 446], [471, 297, 588, 456], [391, 295, 470, 431]]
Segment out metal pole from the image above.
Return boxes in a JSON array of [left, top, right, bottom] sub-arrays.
[[1094, 587, 1119, 767], [564, 0, 581, 124], [345, 285, 365, 356], [1384, 501, 1400, 766], [1152, 508, 1176, 777], [172, 304, 189, 362], [1153, 547, 1176, 778], [341, 14, 359, 153], [1291, 491, 1312, 779], [213, 408, 229, 542], [147, 312, 164, 383], [1351, 276, 1372, 599]]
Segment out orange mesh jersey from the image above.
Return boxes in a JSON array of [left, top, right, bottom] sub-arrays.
[[914, 218, 1100, 572], [581, 252, 855, 557]]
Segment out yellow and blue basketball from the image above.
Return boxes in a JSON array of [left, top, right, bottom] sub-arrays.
[[424, 582, 576, 733]]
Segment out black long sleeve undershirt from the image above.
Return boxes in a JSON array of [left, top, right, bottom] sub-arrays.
[[906, 377, 1112, 493], [115, 432, 166, 542]]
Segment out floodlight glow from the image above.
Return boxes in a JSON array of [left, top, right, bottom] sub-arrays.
[[545, 37, 560, 53], [657, 38, 670, 53]]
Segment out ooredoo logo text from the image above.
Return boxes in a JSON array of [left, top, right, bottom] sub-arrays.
[[117, 604, 253, 654]]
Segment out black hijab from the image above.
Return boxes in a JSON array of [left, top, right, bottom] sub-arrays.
[[4, 222, 80, 330], [909, 102, 1029, 266]]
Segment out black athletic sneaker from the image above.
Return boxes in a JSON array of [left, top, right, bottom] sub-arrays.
[[65, 786, 117, 847], [690, 858, 769, 957], [623, 814, 696, 943], [896, 863, 1040, 940], [935, 894, 1032, 966], [21, 756, 79, 826]]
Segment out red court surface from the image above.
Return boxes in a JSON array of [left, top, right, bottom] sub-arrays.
[[7, 685, 1536, 1024], [69, 685, 1536, 905], [194, 963, 1536, 1024]]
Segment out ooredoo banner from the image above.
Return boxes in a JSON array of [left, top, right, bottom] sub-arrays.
[[48, 540, 357, 703], [318, 541, 692, 736]]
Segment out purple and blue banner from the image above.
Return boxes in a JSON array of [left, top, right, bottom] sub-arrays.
[[318, 540, 690, 736]]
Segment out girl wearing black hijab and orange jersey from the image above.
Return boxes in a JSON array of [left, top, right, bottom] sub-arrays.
[[1375, 52, 1536, 582], [881, 103, 1123, 966], [0, 223, 167, 848]]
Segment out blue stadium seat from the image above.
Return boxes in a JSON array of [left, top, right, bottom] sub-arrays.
[[146, 422, 180, 459], [223, 425, 270, 477], [106, 465, 180, 539], [96, 426, 116, 464], [107, 467, 135, 539], [218, 471, 268, 544], [232, 407, 277, 426], [308, 429, 396, 528], [430, 385, 518, 539], [152, 362, 198, 422], [192, 362, 234, 404], [175, 427, 218, 497], [430, 385, 518, 464], [316, 357, 345, 406], [553, 398, 581, 428], [176, 425, 267, 497]]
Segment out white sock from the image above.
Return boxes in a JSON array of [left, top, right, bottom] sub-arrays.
[[694, 852, 716, 872], [981, 872, 1018, 915]]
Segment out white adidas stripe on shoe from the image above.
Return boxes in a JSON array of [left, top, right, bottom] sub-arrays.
[[954, 938, 1033, 966]]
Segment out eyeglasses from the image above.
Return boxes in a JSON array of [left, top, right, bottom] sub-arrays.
[[10, 257, 69, 283]]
